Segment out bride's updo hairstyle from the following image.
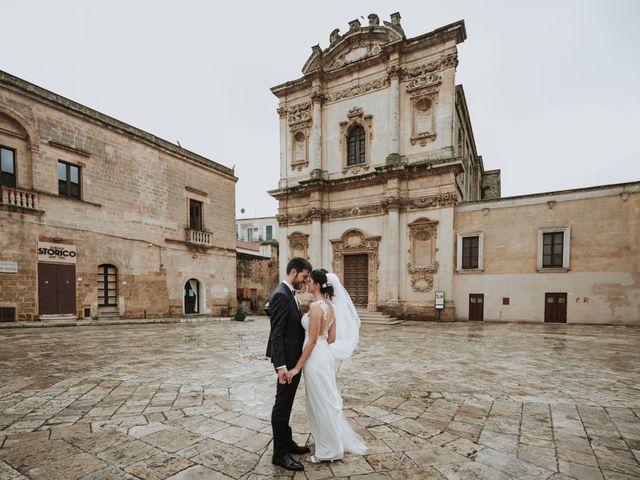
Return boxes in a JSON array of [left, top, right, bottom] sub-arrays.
[[310, 269, 334, 300]]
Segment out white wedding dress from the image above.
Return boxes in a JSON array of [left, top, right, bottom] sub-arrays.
[[301, 299, 367, 460]]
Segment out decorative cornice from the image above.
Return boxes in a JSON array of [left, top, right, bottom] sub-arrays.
[[0, 71, 235, 179]]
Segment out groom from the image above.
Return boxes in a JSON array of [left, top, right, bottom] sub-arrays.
[[266, 257, 312, 471]]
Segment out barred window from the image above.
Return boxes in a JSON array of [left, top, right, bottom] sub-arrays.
[[347, 125, 365, 165]]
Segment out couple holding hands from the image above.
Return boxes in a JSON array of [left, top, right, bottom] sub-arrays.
[[265, 257, 367, 471]]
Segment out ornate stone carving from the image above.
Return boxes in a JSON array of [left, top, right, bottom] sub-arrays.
[[288, 231, 310, 260], [309, 206, 325, 221], [410, 274, 434, 293], [407, 217, 439, 293], [381, 196, 406, 212], [277, 107, 287, 117], [325, 77, 389, 103], [329, 203, 382, 220], [406, 73, 441, 93], [410, 131, 437, 146], [287, 102, 311, 126], [276, 214, 288, 227], [328, 40, 384, 70], [277, 211, 311, 226], [386, 65, 406, 80], [329, 28, 341, 44], [407, 192, 458, 210], [341, 163, 371, 175], [347, 106, 364, 118], [441, 52, 459, 68], [368, 14, 380, 26], [330, 229, 380, 309]]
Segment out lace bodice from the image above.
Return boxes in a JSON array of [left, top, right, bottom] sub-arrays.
[[302, 299, 334, 340]]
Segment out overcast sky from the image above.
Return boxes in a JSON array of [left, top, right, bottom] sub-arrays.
[[1, 0, 638, 218]]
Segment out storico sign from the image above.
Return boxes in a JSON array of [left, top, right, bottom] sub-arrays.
[[37, 242, 77, 264]]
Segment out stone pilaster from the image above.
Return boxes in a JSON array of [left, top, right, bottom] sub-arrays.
[[310, 91, 323, 173]]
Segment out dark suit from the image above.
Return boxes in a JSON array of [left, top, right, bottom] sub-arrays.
[[266, 282, 305, 458]]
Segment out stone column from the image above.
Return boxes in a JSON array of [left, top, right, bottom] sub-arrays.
[[309, 91, 323, 175], [309, 207, 323, 269]]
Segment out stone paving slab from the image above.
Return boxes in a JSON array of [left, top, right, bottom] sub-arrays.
[[0, 319, 639, 479]]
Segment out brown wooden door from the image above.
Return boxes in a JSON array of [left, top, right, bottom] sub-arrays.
[[38, 263, 76, 315], [469, 294, 484, 321], [343, 254, 368, 306], [544, 293, 567, 323]]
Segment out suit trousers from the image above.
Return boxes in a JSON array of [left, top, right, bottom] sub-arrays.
[[271, 372, 302, 457]]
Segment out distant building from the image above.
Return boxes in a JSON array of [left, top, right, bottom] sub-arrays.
[[236, 240, 279, 314], [237, 216, 278, 243], [0, 71, 237, 322], [269, 13, 639, 324]]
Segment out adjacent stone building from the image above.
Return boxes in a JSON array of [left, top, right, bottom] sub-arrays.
[[270, 13, 639, 324], [0, 71, 237, 322]]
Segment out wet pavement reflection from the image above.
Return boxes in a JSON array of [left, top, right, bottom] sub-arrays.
[[0, 319, 639, 479]]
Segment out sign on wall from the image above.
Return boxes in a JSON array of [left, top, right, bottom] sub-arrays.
[[37, 242, 77, 264], [435, 291, 445, 310], [0, 261, 18, 273]]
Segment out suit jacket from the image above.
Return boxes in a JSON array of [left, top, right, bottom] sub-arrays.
[[265, 282, 305, 369]]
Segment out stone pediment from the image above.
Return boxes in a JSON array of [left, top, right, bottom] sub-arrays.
[[302, 13, 405, 75]]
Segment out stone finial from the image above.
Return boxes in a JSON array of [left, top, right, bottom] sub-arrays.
[[330, 28, 341, 44], [368, 14, 380, 26], [390, 12, 401, 26], [348, 19, 361, 31]]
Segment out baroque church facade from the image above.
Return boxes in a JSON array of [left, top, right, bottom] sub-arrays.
[[270, 13, 639, 323]]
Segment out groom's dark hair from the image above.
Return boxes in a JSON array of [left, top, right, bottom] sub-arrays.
[[286, 257, 312, 274]]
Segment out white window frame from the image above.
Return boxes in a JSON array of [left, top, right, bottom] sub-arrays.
[[537, 226, 570, 272], [456, 232, 484, 272]]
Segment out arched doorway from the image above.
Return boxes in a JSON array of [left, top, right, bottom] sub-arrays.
[[184, 279, 200, 314]]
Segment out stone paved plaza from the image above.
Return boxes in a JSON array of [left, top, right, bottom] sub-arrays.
[[0, 319, 639, 480]]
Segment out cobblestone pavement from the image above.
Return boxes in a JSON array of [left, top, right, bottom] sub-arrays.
[[0, 319, 639, 480]]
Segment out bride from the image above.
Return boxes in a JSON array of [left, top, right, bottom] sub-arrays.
[[285, 269, 367, 462]]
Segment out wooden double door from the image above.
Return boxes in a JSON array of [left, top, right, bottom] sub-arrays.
[[38, 263, 76, 315], [343, 254, 368, 306], [544, 292, 567, 323]]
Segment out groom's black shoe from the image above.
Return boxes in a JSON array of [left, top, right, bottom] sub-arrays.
[[288, 442, 311, 455], [272, 453, 304, 471]]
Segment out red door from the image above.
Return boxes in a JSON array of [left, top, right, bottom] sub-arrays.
[[38, 263, 76, 315], [544, 293, 567, 323], [469, 294, 484, 321]]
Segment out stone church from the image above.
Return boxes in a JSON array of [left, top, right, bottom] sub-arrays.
[[270, 13, 639, 323]]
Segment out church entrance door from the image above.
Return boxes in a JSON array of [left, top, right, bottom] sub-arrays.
[[344, 254, 368, 306]]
